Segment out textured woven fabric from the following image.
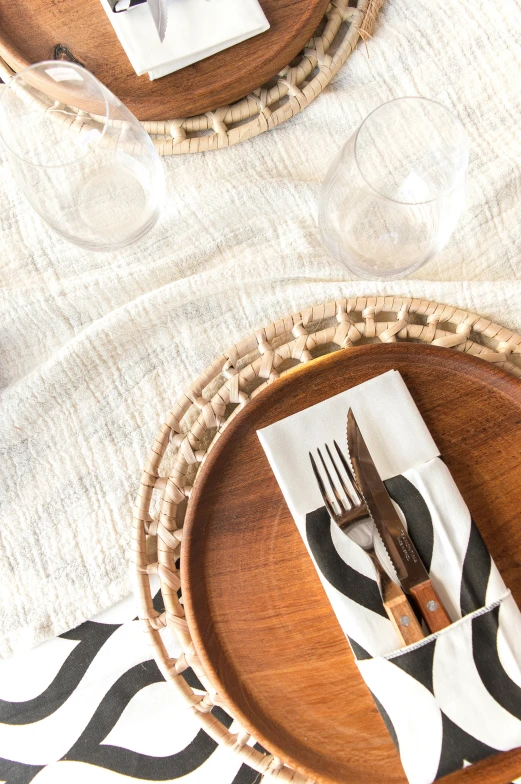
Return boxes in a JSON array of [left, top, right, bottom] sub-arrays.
[[1, 0, 521, 657]]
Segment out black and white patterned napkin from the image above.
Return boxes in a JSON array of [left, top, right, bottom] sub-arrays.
[[258, 370, 521, 784]]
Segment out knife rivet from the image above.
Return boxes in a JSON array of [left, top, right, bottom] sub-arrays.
[[400, 616, 411, 627], [427, 600, 438, 612]]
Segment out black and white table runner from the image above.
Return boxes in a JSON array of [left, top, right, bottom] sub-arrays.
[[0, 581, 265, 784]]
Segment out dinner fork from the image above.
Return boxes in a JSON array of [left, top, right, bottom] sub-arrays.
[[309, 442, 424, 646]]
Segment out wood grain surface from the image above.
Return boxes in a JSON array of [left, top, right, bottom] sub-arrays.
[[0, 0, 330, 121], [382, 581, 425, 646], [409, 579, 453, 633], [182, 343, 521, 784]]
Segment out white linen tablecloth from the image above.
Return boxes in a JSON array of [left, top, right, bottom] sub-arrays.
[[1, 0, 521, 657]]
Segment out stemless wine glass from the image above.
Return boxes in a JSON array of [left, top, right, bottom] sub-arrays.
[[319, 97, 469, 279], [0, 62, 165, 251]]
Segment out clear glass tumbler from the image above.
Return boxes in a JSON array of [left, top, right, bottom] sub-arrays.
[[0, 62, 165, 251], [319, 97, 469, 279]]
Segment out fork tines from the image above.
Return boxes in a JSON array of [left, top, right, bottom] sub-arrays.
[[309, 440, 363, 521]]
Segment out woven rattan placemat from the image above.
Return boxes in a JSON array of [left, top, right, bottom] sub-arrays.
[[0, 0, 382, 155], [131, 296, 521, 783]]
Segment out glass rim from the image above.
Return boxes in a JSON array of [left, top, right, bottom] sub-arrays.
[[352, 96, 470, 207], [0, 60, 110, 169]]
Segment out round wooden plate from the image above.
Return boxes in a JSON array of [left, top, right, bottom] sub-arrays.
[[0, 0, 329, 121], [182, 343, 521, 784]]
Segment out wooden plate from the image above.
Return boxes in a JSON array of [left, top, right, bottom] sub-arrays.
[[0, 0, 329, 121], [182, 343, 521, 784]]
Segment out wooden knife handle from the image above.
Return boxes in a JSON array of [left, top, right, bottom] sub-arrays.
[[409, 579, 452, 633], [382, 578, 424, 646]]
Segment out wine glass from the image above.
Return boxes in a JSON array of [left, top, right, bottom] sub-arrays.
[[0, 61, 165, 251], [319, 97, 469, 279]]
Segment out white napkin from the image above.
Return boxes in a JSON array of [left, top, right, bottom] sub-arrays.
[[258, 370, 442, 656], [258, 370, 521, 784], [101, 0, 270, 80], [259, 371, 438, 519]]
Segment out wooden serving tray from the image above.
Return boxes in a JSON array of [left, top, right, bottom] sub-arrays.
[[0, 0, 329, 121], [182, 343, 521, 784]]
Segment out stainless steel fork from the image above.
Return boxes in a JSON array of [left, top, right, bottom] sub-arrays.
[[309, 441, 424, 646]]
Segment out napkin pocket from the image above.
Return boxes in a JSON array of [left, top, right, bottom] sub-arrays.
[[304, 457, 521, 784], [355, 592, 521, 784]]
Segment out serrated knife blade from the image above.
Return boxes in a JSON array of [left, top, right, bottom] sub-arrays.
[[346, 408, 452, 633], [148, 0, 168, 42]]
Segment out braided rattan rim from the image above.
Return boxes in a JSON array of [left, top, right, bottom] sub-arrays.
[[0, 0, 382, 156], [131, 296, 521, 783]]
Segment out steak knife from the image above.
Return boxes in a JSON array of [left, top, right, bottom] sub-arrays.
[[148, 0, 168, 42], [346, 408, 452, 633]]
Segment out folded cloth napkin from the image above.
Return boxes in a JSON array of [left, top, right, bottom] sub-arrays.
[[100, 0, 270, 80], [258, 370, 521, 784]]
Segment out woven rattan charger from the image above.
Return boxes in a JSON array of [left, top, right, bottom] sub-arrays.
[[0, 0, 381, 155], [132, 296, 521, 783]]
